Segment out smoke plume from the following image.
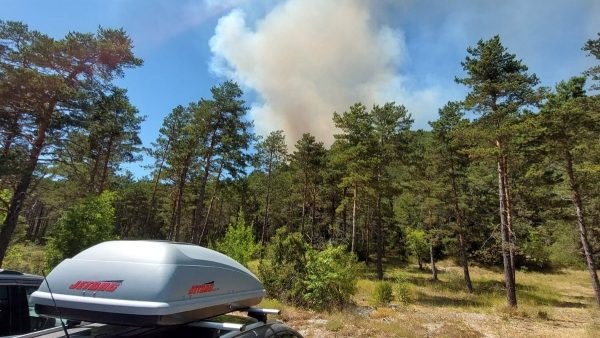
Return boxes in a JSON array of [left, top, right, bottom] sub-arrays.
[[209, 0, 439, 145]]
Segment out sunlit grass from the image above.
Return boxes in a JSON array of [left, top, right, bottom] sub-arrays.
[[268, 257, 600, 337]]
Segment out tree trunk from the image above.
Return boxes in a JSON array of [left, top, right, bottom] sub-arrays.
[[449, 162, 473, 293], [565, 150, 600, 306], [172, 163, 191, 241], [311, 186, 316, 244], [199, 164, 223, 244], [191, 156, 213, 243], [430, 238, 438, 281], [365, 210, 370, 266], [98, 134, 114, 194], [418, 255, 423, 270], [330, 193, 336, 240], [301, 172, 307, 235], [261, 157, 273, 248], [342, 187, 348, 237], [191, 117, 222, 243], [376, 194, 384, 280], [144, 139, 170, 234], [88, 149, 101, 193], [351, 184, 357, 253], [458, 231, 473, 292], [501, 155, 516, 283], [0, 110, 52, 266], [497, 145, 517, 307]]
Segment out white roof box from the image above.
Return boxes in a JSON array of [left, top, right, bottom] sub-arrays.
[[30, 241, 265, 326]]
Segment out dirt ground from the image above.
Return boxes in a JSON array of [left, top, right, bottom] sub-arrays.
[[264, 264, 600, 338], [281, 303, 600, 338]]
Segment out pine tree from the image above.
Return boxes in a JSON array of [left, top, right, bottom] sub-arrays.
[[456, 36, 541, 307]]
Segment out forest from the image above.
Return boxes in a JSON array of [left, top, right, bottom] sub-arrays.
[[1, 19, 600, 318]]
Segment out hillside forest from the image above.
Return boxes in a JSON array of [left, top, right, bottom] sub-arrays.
[[1, 21, 600, 311]]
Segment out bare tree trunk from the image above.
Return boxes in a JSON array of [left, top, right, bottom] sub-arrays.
[[25, 200, 39, 240], [497, 144, 517, 307], [311, 186, 316, 244], [430, 238, 438, 281], [199, 164, 223, 244], [351, 184, 357, 253], [191, 119, 222, 243], [342, 187, 348, 238], [144, 139, 170, 233], [98, 135, 114, 194], [565, 150, 600, 306], [458, 232, 473, 292], [191, 156, 213, 243], [301, 173, 307, 235], [427, 208, 438, 281], [502, 155, 516, 284], [376, 194, 384, 280], [261, 157, 273, 254], [0, 109, 52, 266], [365, 209, 370, 266], [449, 162, 473, 293], [88, 148, 101, 193]]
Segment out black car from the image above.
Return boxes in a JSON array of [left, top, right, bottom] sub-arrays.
[[0, 269, 58, 336], [15, 312, 303, 338]]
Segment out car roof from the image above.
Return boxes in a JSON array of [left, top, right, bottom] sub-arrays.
[[16, 318, 302, 338], [0, 269, 43, 286]]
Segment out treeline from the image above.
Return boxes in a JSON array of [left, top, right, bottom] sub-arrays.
[[1, 21, 600, 308]]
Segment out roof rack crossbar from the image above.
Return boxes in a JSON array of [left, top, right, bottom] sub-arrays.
[[187, 321, 246, 332], [245, 307, 280, 322]]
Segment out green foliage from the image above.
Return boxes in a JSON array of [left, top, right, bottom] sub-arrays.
[[3, 242, 46, 275], [215, 211, 259, 267], [395, 279, 412, 305], [406, 229, 429, 263], [259, 228, 359, 310], [547, 223, 584, 268], [372, 281, 393, 306], [0, 189, 10, 224], [521, 228, 551, 269], [45, 191, 118, 268], [258, 227, 309, 305], [304, 245, 359, 311]]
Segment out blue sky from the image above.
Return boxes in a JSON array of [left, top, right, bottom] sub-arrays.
[[3, 0, 600, 178]]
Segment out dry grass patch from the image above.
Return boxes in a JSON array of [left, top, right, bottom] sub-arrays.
[[266, 260, 600, 337]]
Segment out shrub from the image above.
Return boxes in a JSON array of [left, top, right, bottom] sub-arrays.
[[259, 228, 359, 311], [304, 245, 359, 311], [45, 191, 118, 268], [394, 275, 413, 305], [372, 281, 393, 306], [215, 211, 259, 267], [3, 242, 46, 275], [258, 227, 308, 305], [406, 229, 428, 268]]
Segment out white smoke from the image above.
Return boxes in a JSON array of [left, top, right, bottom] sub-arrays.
[[209, 0, 442, 145]]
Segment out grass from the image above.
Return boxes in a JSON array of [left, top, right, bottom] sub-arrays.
[[271, 258, 600, 337]]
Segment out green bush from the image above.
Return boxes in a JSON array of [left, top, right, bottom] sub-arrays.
[[215, 211, 260, 267], [522, 228, 551, 269], [45, 191, 118, 268], [394, 275, 413, 305], [304, 245, 359, 311], [406, 229, 429, 267], [3, 242, 46, 275], [372, 281, 393, 306], [258, 227, 359, 310], [258, 227, 308, 305]]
